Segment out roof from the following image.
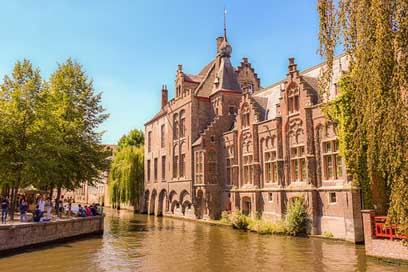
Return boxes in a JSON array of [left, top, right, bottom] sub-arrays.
[[211, 57, 241, 95]]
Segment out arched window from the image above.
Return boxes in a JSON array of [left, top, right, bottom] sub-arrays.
[[173, 113, 179, 139], [179, 110, 186, 137], [180, 143, 186, 177]]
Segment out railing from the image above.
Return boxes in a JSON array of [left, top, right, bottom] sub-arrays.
[[374, 216, 407, 240]]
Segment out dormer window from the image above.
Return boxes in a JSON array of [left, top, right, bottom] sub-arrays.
[[248, 83, 253, 93], [288, 87, 300, 113]]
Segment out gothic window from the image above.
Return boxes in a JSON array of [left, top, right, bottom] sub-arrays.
[[173, 113, 179, 139], [228, 105, 237, 116], [208, 150, 217, 184], [322, 140, 343, 179], [160, 124, 165, 148], [290, 146, 306, 182], [161, 156, 166, 180], [288, 87, 300, 114], [179, 110, 186, 137], [195, 151, 204, 184]]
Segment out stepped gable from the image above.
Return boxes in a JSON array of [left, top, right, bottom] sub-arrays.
[[236, 57, 261, 92]]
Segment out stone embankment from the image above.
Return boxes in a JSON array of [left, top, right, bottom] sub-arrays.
[[0, 216, 104, 254]]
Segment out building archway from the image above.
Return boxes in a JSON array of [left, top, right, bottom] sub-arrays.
[[143, 190, 150, 214], [149, 189, 157, 215], [158, 189, 167, 216]]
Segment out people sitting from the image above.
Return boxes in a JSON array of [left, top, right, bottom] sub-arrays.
[[77, 204, 86, 217], [33, 205, 43, 222], [85, 205, 91, 216], [90, 204, 97, 216]]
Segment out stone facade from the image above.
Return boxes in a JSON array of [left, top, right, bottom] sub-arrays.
[[144, 32, 364, 243]]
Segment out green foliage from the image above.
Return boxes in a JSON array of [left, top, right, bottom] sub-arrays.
[[318, 0, 408, 232], [109, 132, 144, 208], [285, 198, 309, 236], [0, 58, 109, 218], [231, 211, 250, 230], [117, 129, 144, 150], [323, 231, 334, 238], [220, 211, 232, 224], [248, 219, 286, 235]]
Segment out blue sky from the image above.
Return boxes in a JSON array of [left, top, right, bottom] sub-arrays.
[[0, 0, 323, 144]]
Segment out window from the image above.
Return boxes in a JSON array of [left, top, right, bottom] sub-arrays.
[[290, 146, 306, 182], [161, 125, 165, 148], [208, 151, 217, 184], [243, 154, 253, 184], [154, 158, 158, 181], [228, 105, 236, 116], [323, 140, 343, 179], [147, 160, 151, 181], [179, 110, 186, 137], [264, 151, 278, 183], [180, 153, 186, 177], [173, 155, 178, 178], [161, 156, 166, 180], [173, 113, 179, 139], [268, 192, 273, 203], [241, 105, 250, 128], [288, 88, 300, 113], [210, 135, 215, 143], [148, 131, 152, 152], [195, 151, 204, 184], [329, 192, 337, 204]]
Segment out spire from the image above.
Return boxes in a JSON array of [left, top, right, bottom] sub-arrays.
[[224, 8, 228, 42]]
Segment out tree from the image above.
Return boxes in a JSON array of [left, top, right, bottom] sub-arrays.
[[109, 129, 144, 210], [0, 60, 46, 219], [45, 58, 109, 211], [318, 0, 408, 231], [117, 129, 144, 150]]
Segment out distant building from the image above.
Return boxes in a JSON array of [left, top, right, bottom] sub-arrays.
[[143, 28, 363, 242], [63, 144, 116, 206]]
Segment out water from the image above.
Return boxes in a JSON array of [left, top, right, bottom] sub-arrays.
[[1, 209, 407, 272]]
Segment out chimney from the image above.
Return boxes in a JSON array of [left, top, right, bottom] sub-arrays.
[[161, 85, 168, 109], [216, 36, 224, 53]]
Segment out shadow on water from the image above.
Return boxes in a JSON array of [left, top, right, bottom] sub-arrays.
[[0, 208, 407, 272]]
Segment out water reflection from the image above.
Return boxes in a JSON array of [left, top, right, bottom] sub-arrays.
[[0, 209, 407, 272]]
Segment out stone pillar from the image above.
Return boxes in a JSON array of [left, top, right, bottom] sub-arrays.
[[361, 210, 375, 252]]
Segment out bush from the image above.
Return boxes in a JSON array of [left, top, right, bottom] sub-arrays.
[[231, 211, 250, 230], [220, 211, 232, 224], [323, 231, 334, 238], [285, 198, 309, 236], [248, 219, 286, 235]]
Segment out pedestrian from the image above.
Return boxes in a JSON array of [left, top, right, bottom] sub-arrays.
[[33, 205, 43, 222], [19, 199, 28, 222], [85, 205, 91, 216], [38, 196, 45, 213], [78, 204, 86, 217], [45, 197, 52, 220], [1, 196, 9, 224]]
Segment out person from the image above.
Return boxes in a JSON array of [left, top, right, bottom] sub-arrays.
[[58, 200, 64, 214], [78, 204, 86, 217], [85, 205, 91, 216], [1, 196, 9, 224], [90, 204, 97, 216], [96, 204, 103, 216], [33, 205, 43, 222], [19, 199, 28, 222], [38, 196, 45, 213], [45, 198, 52, 220]]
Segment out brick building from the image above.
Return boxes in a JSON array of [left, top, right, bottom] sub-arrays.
[[144, 31, 363, 242]]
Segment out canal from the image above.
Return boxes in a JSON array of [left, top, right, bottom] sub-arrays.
[[1, 209, 407, 272]]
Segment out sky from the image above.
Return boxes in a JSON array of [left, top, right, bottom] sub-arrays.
[[0, 0, 324, 144]]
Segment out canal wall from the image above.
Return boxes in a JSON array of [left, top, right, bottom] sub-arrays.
[[362, 210, 408, 262], [0, 216, 104, 254]]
